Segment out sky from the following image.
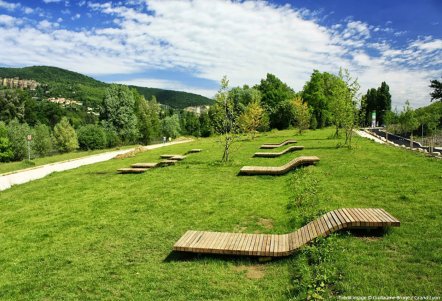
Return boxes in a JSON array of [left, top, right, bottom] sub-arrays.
[[0, 0, 441, 109]]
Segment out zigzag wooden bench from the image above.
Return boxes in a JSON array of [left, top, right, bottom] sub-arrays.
[[260, 139, 297, 149], [239, 156, 319, 175], [173, 208, 400, 257], [254, 145, 304, 157], [160, 154, 187, 160], [186, 149, 202, 154], [117, 167, 149, 174], [131, 163, 159, 168]]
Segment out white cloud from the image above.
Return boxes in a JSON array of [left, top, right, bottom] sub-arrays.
[[42, 0, 62, 3], [0, 0, 439, 107], [71, 13, 80, 20], [0, 14, 20, 26], [0, 0, 19, 11]]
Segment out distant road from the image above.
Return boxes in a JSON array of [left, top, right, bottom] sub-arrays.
[[0, 139, 192, 191]]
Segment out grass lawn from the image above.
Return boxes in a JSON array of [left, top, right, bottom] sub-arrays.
[[0, 129, 440, 300], [0, 145, 136, 175]]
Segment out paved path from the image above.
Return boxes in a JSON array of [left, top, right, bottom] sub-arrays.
[[0, 139, 191, 191], [354, 129, 385, 144]]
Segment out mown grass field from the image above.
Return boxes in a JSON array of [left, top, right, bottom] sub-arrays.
[[0, 129, 440, 300]]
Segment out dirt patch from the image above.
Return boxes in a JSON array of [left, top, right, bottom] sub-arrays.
[[258, 218, 274, 229], [114, 146, 146, 159], [233, 265, 265, 280]]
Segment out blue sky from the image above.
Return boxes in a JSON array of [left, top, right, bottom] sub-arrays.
[[0, 0, 441, 108]]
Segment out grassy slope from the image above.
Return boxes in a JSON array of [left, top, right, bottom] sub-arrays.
[[0, 129, 440, 300]]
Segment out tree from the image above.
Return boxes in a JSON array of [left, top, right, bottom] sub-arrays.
[[271, 100, 297, 130], [338, 68, 360, 146], [292, 96, 311, 134], [301, 70, 336, 128], [238, 100, 267, 139], [361, 82, 392, 125], [77, 124, 107, 150], [32, 123, 53, 157], [255, 74, 295, 128], [0, 137, 13, 162], [209, 76, 241, 162], [161, 114, 181, 138], [429, 78, 442, 102], [53, 117, 79, 152], [7, 119, 32, 161], [0, 89, 27, 123], [101, 84, 138, 144]]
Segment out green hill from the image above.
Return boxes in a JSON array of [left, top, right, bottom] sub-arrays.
[[0, 66, 214, 109]]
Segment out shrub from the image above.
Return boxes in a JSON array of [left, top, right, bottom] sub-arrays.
[[7, 119, 32, 161], [0, 137, 13, 162], [53, 117, 79, 153], [77, 124, 107, 150]]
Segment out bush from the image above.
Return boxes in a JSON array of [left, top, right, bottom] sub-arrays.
[[53, 117, 79, 153], [32, 123, 52, 157], [77, 124, 107, 150], [0, 137, 13, 162]]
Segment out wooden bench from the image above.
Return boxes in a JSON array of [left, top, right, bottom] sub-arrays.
[[260, 139, 297, 149], [173, 208, 400, 257], [117, 167, 149, 174], [254, 145, 304, 158], [131, 163, 159, 168], [160, 154, 187, 161], [239, 156, 319, 175], [186, 149, 202, 154]]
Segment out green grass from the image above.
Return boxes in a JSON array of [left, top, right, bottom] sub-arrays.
[[0, 145, 136, 175], [0, 129, 440, 300]]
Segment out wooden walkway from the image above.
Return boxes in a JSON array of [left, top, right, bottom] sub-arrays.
[[254, 145, 304, 157], [239, 156, 320, 175], [173, 208, 400, 257], [160, 154, 187, 160], [260, 139, 297, 149]]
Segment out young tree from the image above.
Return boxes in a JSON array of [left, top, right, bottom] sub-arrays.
[[339, 68, 360, 146], [292, 96, 311, 134], [101, 84, 138, 144], [398, 101, 419, 148], [209, 76, 241, 162], [255, 73, 295, 128], [161, 114, 181, 138], [238, 100, 267, 139], [53, 117, 79, 152], [32, 123, 53, 157]]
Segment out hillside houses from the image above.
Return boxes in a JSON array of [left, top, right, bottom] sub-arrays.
[[0, 77, 39, 90]]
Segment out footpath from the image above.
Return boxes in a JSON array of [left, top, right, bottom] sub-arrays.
[[0, 139, 191, 191]]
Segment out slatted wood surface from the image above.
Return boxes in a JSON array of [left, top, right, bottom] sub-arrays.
[[158, 159, 177, 166], [173, 208, 400, 257], [254, 145, 304, 158], [260, 139, 297, 149], [117, 167, 148, 174], [239, 156, 320, 175]]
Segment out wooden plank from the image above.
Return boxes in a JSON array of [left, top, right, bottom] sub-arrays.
[[379, 208, 400, 225], [212, 232, 228, 253], [364, 209, 382, 227], [354, 209, 370, 227], [222, 233, 237, 254], [253, 234, 263, 256], [207, 232, 223, 253], [188, 232, 206, 252], [374, 208, 396, 226], [342, 208, 357, 227], [336, 209, 351, 227], [312, 219, 323, 237], [173, 230, 193, 250], [329, 211, 343, 230], [322, 214, 334, 234], [180, 231, 200, 249], [324, 213, 335, 233], [332, 210, 345, 229], [346, 209, 361, 227]]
